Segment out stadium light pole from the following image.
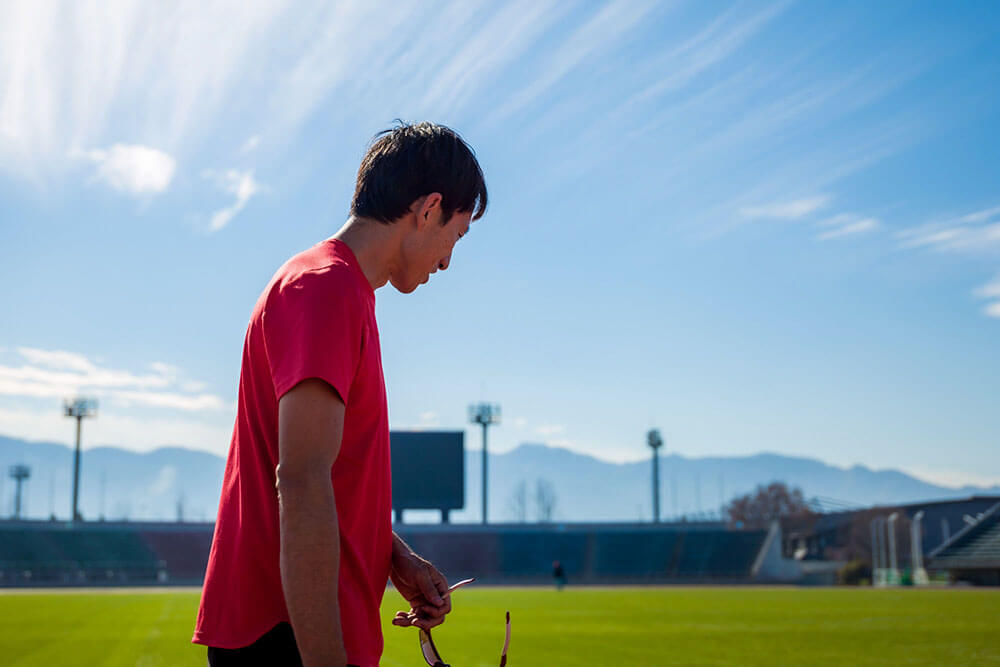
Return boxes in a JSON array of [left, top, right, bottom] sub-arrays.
[[65, 397, 98, 522], [869, 517, 879, 586], [887, 512, 899, 585], [9, 464, 30, 519], [911, 510, 928, 585], [647, 429, 663, 523], [874, 515, 888, 586], [469, 403, 500, 525]]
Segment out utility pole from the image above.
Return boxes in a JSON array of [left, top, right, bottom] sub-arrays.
[[468, 403, 501, 525], [647, 429, 663, 523], [64, 398, 98, 522]]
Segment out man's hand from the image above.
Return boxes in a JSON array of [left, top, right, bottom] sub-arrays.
[[389, 534, 451, 631]]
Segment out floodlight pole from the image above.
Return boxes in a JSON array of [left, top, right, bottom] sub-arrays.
[[870, 516, 886, 586], [911, 510, 928, 585], [887, 512, 899, 585], [469, 403, 501, 525], [647, 429, 663, 523], [9, 465, 30, 519], [65, 398, 98, 522]]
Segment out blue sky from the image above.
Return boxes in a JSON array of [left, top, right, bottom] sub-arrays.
[[1, 1, 998, 489]]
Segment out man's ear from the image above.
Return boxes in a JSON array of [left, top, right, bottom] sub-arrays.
[[412, 193, 443, 227]]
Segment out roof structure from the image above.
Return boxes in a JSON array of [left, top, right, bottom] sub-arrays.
[[929, 502, 1000, 570]]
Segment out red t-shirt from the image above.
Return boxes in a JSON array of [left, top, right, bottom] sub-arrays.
[[193, 238, 393, 666]]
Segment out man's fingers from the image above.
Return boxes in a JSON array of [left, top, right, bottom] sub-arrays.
[[393, 610, 418, 627], [418, 568, 445, 607], [417, 614, 445, 630], [414, 603, 446, 618]]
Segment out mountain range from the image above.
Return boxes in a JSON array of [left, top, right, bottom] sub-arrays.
[[1, 434, 997, 523]]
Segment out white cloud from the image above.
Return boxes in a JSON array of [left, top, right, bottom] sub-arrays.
[[17, 347, 97, 374], [907, 465, 1000, 489], [0, 1, 287, 173], [974, 276, 1000, 319], [181, 380, 208, 393], [481, 1, 657, 124], [205, 169, 261, 231], [740, 195, 830, 220], [547, 438, 577, 450], [0, 347, 225, 413], [897, 205, 1000, 253], [82, 143, 176, 194], [974, 277, 1000, 300], [959, 205, 1000, 224], [149, 361, 180, 378], [0, 405, 232, 456], [418, 411, 440, 428], [239, 134, 260, 154], [817, 216, 879, 241], [535, 424, 566, 436], [113, 390, 227, 412]]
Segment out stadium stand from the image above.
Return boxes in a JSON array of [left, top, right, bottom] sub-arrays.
[[0, 519, 779, 587], [0, 522, 161, 585], [929, 502, 1000, 586], [394, 523, 771, 584], [782, 495, 1000, 564]]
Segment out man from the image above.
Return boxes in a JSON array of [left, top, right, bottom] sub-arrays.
[[193, 122, 488, 666]]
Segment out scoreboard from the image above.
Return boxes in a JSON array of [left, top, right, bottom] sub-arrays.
[[390, 430, 464, 520]]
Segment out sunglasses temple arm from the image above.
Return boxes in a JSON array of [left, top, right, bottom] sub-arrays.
[[499, 611, 511, 666]]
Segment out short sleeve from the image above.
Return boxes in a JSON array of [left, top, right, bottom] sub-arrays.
[[261, 268, 364, 403]]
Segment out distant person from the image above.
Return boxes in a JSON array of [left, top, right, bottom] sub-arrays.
[[193, 122, 488, 667], [552, 560, 567, 591]]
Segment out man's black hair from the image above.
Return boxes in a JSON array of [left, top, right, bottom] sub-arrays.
[[351, 121, 488, 224]]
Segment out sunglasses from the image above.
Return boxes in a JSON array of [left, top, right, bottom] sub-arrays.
[[417, 578, 511, 667]]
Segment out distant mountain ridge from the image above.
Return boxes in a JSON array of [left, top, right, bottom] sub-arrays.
[[1, 433, 997, 523]]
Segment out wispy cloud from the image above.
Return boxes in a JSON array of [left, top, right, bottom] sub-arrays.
[[417, 411, 440, 428], [484, 0, 659, 125], [80, 144, 176, 195], [0, 404, 231, 455], [239, 135, 260, 155], [0, 347, 225, 413], [205, 169, 261, 231], [623, 3, 790, 112], [0, 1, 287, 173], [740, 195, 830, 220], [975, 276, 1000, 319], [535, 424, 566, 437], [816, 215, 879, 241], [897, 205, 1000, 253]]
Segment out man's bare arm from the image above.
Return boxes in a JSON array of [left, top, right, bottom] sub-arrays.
[[277, 378, 348, 667]]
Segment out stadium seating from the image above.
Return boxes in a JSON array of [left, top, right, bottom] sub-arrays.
[[592, 532, 680, 577], [1, 521, 772, 587], [0, 525, 161, 585]]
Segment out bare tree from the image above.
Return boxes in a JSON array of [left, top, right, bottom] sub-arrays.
[[507, 480, 528, 523], [724, 481, 813, 529], [534, 478, 557, 523]]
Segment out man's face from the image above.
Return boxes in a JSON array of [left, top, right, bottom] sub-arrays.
[[391, 209, 472, 294]]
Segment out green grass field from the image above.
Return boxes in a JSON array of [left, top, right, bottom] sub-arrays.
[[0, 586, 998, 666]]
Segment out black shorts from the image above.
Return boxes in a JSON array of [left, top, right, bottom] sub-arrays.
[[207, 623, 359, 667]]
